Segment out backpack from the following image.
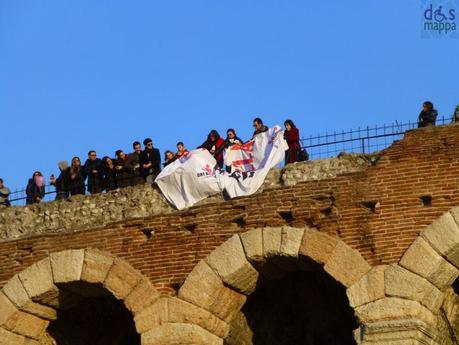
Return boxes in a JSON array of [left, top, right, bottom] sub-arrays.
[[298, 149, 309, 162]]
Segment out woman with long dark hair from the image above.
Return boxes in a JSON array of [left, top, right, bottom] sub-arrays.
[[284, 119, 301, 164], [102, 156, 117, 192], [69, 157, 86, 196], [199, 130, 225, 168]]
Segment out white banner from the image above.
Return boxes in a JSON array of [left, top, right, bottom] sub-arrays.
[[155, 126, 288, 210]]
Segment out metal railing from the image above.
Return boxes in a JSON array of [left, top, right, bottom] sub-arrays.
[[4, 116, 453, 206], [300, 116, 450, 160]]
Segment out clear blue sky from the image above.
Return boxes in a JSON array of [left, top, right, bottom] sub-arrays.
[[1, 0, 458, 191]]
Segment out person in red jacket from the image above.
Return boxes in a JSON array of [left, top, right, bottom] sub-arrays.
[[284, 119, 301, 164], [199, 130, 225, 168]]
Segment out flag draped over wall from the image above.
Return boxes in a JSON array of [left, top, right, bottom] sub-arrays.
[[155, 126, 288, 210]]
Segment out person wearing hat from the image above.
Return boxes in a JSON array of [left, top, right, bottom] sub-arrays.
[[140, 138, 161, 183], [50, 161, 70, 200]]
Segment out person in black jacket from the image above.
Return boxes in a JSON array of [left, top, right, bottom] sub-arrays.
[[126, 141, 144, 186], [69, 157, 86, 196], [102, 156, 117, 192], [26, 171, 46, 204], [418, 101, 438, 128], [215, 128, 244, 173], [83, 150, 103, 194], [252, 117, 268, 139], [140, 138, 161, 183], [50, 161, 70, 200]]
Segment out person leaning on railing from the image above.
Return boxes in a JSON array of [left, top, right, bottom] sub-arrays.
[[0, 178, 10, 207], [26, 171, 46, 204], [50, 161, 70, 200], [418, 101, 438, 128]]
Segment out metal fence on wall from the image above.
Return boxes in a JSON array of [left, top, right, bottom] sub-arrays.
[[5, 116, 452, 206]]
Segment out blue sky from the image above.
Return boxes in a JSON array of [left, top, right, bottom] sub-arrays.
[[1, 0, 458, 192]]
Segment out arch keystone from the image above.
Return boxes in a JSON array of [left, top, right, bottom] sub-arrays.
[[400, 237, 458, 290], [50, 249, 85, 283], [206, 234, 260, 295], [324, 241, 371, 287], [280, 226, 305, 258], [103, 258, 143, 299], [80, 249, 114, 284]]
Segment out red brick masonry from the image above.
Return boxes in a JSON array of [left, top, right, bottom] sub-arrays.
[[1, 125, 459, 294]]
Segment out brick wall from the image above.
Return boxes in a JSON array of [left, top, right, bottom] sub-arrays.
[[1, 125, 459, 294]]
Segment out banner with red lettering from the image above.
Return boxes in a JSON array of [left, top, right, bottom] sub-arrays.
[[155, 126, 288, 210]]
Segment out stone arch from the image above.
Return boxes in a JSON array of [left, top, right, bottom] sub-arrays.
[[0, 248, 160, 345], [176, 226, 371, 344], [347, 206, 459, 344]]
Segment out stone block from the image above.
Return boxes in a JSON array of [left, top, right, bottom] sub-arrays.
[[206, 234, 260, 295], [280, 226, 305, 258], [141, 323, 223, 345], [2, 275, 56, 320], [104, 258, 142, 300], [421, 211, 459, 267], [346, 265, 386, 308], [324, 241, 371, 287], [0, 291, 18, 327], [81, 249, 114, 284], [355, 297, 436, 325], [299, 229, 338, 265], [262, 227, 282, 257], [239, 229, 263, 262], [400, 237, 458, 290], [178, 260, 246, 323], [2, 310, 48, 339], [124, 277, 160, 315], [0, 327, 25, 345], [18, 258, 59, 307], [134, 298, 166, 334], [167, 297, 229, 338], [385, 264, 444, 313], [50, 249, 85, 284]]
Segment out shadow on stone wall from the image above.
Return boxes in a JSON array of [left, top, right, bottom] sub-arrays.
[[225, 267, 358, 345]]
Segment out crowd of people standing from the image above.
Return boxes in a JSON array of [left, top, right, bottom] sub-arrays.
[[2, 118, 302, 206]]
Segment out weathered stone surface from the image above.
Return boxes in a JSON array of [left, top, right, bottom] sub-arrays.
[[50, 249, 85, 284], [385, 264, 443, 313], [324, 241, 371, 287], [400, 237, 458, 290], [104, 258, 142, 299], [124, 277, 160, 315], [0, 327, 26, 345], [299, 229, 338, 265], [239, 229, 263, 262], [355, 297, 436, 325], [206, 234, 259, 295], [18, 258, 59, 307], [346, 265, 385, 308], [0, 291, 18, 327], [2, 309, 48, 339], [1, 275, 56, 320], [141, 323, 223, 345], [421, 211, 459, 267], [178, 260, 246, 323], [262, 227, 282, 257], [280, 226, 305, 258], [136, 297, 230, 338], [0, 155, 373, 241], [81, 249, 114, 284], [442, 288, 459, 342]]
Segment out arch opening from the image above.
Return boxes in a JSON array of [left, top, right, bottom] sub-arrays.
[[224, 258, 358, 345], [42, 282, 140, 345]]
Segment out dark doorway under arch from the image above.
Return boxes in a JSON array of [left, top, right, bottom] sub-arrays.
[[225, 267, 358, 345], [45, 282, 140, 345]]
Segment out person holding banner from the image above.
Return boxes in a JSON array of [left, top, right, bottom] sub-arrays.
[[198, 130, 225, 168]]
